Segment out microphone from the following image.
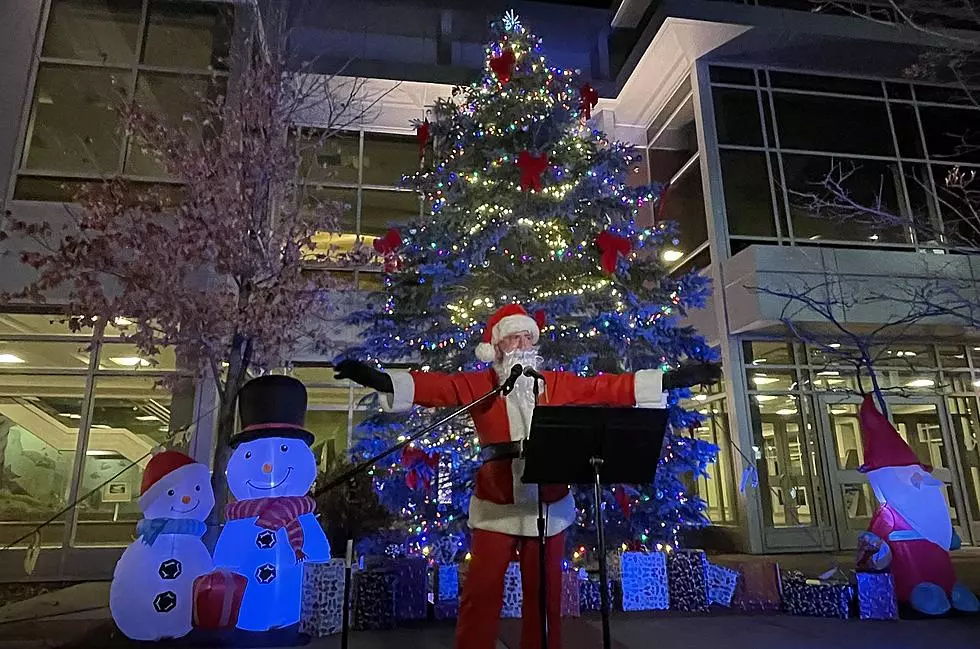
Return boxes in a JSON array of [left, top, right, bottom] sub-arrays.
[[501, 364, 523, 395], [523, 367, 546, 382]]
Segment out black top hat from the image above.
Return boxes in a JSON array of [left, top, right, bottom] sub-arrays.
[[230, 375, 315, 448]]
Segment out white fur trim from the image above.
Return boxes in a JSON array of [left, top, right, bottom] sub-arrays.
[[492, 314, 539, 345], [380, 370, 415, 412], [634, 369, 667, 409], [467, 492, 576, 537], [475, 342, 496, 362], [139, 462, 210, 510]]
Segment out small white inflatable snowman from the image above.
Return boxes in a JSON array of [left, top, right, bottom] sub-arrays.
[[110, 450, 214, 641], [213, 375, 330, 632]]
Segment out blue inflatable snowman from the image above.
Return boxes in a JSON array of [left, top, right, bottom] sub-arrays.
[[213, 375, 330, 631]]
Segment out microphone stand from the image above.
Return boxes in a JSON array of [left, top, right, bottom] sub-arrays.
[[529, 370, 549, 649], [311, 365, 524, 649]]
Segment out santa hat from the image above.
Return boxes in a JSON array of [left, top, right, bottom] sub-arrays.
[[139, 450, 208, 509], [474, 304, 540, 362], [858, 394, 932, 473]]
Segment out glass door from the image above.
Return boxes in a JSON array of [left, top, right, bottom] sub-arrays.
[[818, 394, 968, 549]]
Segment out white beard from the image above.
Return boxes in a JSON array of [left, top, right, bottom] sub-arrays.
[[869, 465, 953, 549], [493, 350, 544, 506]]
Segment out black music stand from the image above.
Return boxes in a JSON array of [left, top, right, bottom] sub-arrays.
[[522, 406, 669, 649]]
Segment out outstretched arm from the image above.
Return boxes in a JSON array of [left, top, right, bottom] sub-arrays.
[[551, 370, 666, 408], [334, 360, 474, 411]]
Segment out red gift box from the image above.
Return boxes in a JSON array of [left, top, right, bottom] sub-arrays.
[[193, 569, 248, 629]]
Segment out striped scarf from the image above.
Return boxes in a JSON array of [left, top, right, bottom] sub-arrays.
[[225, 495, 317, 560], [136, 518, 207, 547]]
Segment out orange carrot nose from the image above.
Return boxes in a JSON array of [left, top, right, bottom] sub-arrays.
[[181, 495, 191, 504], [262, 463, 273, 474]]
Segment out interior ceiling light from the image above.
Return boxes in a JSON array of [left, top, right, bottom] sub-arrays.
[[0, 353, 25, 364]]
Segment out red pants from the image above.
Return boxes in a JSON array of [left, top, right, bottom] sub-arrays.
[[455, 528, 564, 649]]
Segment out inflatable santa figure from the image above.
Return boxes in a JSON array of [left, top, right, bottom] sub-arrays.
[[858, 394, 979, 615], [335, 303, 721, 649]]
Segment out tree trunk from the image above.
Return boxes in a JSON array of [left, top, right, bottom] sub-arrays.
[[203, 333, 252, 551], [865, 361, 888, 418]]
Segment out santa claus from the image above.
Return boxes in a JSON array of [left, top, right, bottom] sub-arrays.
[[858, 394, 978, 615], [335, 304, 720, 649]]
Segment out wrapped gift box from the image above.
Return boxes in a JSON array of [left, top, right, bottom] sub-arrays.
[[667, 550, 709, 612], [437, 564, 459, 603], [353, 569, 397, 631], [621, 552, 669, 611], [390, 557, 428, 621], [579, 576, 616, 612], [501, 562, 523, 618], [730, 561, 781, 613], [856, 572, 898, 621], [299, 559, 347, 637], [706, 563, 739, 607], [434, 600, 459, 620], [561, 570, 581, 618], [192, 569, 247, 630], [782, 571, 851, 619]]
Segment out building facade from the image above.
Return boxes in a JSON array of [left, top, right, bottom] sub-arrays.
[[0, 0, 978, 580]]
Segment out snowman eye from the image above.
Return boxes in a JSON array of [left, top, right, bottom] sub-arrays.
[[280, 444, 288, 452], [195, 485, 201, 491], [244, 451, 252, 459], [167, 489, 175, 496]]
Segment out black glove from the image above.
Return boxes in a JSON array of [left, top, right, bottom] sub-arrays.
[[662, 362, 722, 390], [334, 359, 394, 393]]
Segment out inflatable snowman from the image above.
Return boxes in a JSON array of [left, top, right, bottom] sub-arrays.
[[110, 450, 214, 640], [213, 375, 330, 631]]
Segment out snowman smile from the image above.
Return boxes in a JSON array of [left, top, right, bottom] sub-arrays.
[[171, 501, 200, 514], [247, 467, 293, 490]]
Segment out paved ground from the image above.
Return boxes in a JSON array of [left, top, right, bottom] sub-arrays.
[[2, 550, 979, 648]]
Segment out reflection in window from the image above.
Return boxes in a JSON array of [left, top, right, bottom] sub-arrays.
[[23, 65, 129, 173], [720, 150, 776, 237], [74, 375, 192, 547], [142, 0, 232, 70], [713, 88, 763, 147], [689, 399, 737, 524], [751, 393, 816, 527], [41, 0, 141, 64], [659, 165, 707, 259], [781, 154, 908, 243], [918, 105, 980, 164], [360, 190, 421, 237], [298, 131, 360, 184], [948, 397, 980, 521], [743, 341, 794, 366], [362, 133, 418, 186], [0, 375, 89, 548]]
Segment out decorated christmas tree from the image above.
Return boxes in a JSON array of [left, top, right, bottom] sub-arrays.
[[345, 12, 719, 562]]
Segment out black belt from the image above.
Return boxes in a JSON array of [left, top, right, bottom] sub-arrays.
[[480, 441, 523, 462]]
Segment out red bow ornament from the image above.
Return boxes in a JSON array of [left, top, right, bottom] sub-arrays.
[[533, 310, 547, 331], [401, 446, 440, 490], [415, 120, 430, 160], [613, 485, 639, 519], [490, 47, 516, 84], [595, 230, 632, 274], [579, 84, 599, 120], [372, 227, 403, 273], [517, 151, 549, 192]]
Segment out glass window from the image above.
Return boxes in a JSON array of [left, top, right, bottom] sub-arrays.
[[774, 93, 894, 156], [743, 341, 794, 366], [647, 147, 695, 185], [306, 410, 350, 468], [781, 154, 908, 243], [142, 0, 233, 70], [298, 131, 360, 184], [98, 343, 176, 372], [720, 150, 777, 237], [12, 177, 88, 202], [361, 133, 417, 186], [873, 344, 935, 369], [646, 77, 692, 143], [23, 65, 130, 173], [0, 340, 93, 370], [713, 88, 763, 147], [690, 399, 737, 524], [659, 165, 707, 257], [305, 186, 357, 234], [748, 369, 797, 391], [890, 103, 927, 159], [0, 314, 96, 337], [947, 397, 980, 521], [919, 105, 980, 164], [361, 190, 420, 237], [124, 72, 218, 176], [769, 72, 883, 98], [41, 0, 142, 64], [751, 394, 817, 527], [73, 375, 190, 546], [891, 401, 951, 470], [709, 66, 755, 86], [0, 375, 89, 548]]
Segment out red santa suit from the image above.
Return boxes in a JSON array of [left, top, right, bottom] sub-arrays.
[[858, 395, 958, 609], [380, 305, 667, 649]]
